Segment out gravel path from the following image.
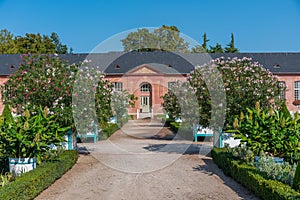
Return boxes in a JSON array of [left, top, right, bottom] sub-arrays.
[[36, 119, 259, 200]]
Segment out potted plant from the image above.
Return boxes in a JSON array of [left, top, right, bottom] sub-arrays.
[[0, 106, 69, 175]]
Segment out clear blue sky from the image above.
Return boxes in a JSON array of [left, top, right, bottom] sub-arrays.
[[1, 0, 300, 53]]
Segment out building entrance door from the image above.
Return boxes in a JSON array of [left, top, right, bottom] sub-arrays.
[[140, 96, 150, 113]]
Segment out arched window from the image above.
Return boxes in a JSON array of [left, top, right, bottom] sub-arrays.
[[140, 83, 150, 92]]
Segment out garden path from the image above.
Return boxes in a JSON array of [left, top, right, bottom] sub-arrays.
[[36, 119, 258, 200]]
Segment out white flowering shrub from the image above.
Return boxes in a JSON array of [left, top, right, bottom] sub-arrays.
[[72, 64, 113, 134], [2, 54, 77, 127], [163, 57, 282, 128]]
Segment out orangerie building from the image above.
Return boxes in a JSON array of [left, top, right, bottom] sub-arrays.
[[0, 52, 300, 118]]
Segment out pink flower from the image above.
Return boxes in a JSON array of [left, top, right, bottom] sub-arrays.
[[55, 87, 59, 91]]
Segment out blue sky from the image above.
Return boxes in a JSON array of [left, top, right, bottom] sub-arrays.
[[1, 0, 300, 53]]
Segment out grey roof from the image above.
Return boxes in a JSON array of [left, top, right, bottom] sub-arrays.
[[145, 63, 182, 74], [1, 52, 300, 75], [104, 51, 194, 74], [208, 53, 300, 74], [0, 54, 22, 75]]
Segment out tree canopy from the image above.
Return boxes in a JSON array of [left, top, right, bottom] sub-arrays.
[[121, 25, 189, 52], [122, 26, 239, 53], [0, 29, 71, 54]]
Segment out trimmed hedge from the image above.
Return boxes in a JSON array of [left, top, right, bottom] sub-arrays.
[[0, 150, 78, 200], [211, 148, 300, 200]]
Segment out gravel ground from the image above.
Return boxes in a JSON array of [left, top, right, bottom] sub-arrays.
[[36, 120, 259, 200]]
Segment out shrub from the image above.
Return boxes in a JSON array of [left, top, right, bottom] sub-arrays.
[[0, 156, 8, 174], [1, 105, 14, 124], [0, 106, 69, 163], [212, 148, 300, 199], [163, 57, 282, 128], [255, 154, 296, 186], [230, 102, 300, 163], [293, 162, 300, 191], [1, 54, 78, 128], [101, 124, 119, 139], [0, 150, 78, 200], [170, 122, 180, 132], [227, 145, 296, 186], [228, 145, 255, 164]]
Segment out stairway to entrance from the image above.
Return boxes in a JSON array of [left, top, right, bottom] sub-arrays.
[[137, 112, 152, 119]]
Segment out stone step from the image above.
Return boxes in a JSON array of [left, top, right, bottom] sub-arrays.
[[138, 112, 152, 119]]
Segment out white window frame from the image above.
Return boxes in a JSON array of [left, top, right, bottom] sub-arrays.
[[140, 84, 150, 92], [279, 81, 286, 100], [168, 82, 176, 90], [112, 82, 123, 91], [295, 81, 300, 100]]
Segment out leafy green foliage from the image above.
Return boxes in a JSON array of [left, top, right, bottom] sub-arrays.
[[111, 90, 137, 126], [293, 162, 300, 191], [163, 57, 282, 129], [0, 150, 78, 200], [255, 154, 296, 186], [121, 25, 189, 52], [230, 103, 300, 162], [211, 148, 300, 199], [2, 54, 78, 128], [224, 33, 239, 53], [0, 29, 16, 54], [0, 29, 71, 54], [73, 65, 113, 134], [0, 107, 69, 163], [1, 105, 14, 124], [280, 101, 291, 119], [208, 43, 224, 53], [101, 124, 120, 139], [0, 172, 15, 187], [227, 145, 255, 163]]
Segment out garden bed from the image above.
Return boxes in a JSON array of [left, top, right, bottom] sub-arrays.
[[211, 148, 300, 200], [0, 150, 78, 200]]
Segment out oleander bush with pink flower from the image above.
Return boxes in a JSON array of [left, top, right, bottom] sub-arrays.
[[163, 57, 283, 128]]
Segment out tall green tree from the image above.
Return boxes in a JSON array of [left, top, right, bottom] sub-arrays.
[[0, 29, 71, 54], [208, 43, 224, 53], [121, 25, 189, 52], [191, 33, 210, 53], [50, 32, 68, 54], [202, 33, 209, 51], [121, 28, 157, 52], [225, 33, 239, 53], [0, 29, 17, 54], [14, 33, 56, 54]]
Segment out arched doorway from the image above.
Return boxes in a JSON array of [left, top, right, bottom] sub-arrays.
[[140, 83, 152, 113]]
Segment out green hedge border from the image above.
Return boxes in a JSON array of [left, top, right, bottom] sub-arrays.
[[211, 148, 300, 200], [0, 150, 78, 200]]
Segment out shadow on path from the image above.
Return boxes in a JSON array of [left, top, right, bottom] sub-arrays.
[[192, 158, 259, 200], [143, 143, 213, 155]]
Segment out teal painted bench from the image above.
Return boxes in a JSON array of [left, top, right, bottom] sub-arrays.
[[77, 124, 99, 143], [193, 124, 214, 142]]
